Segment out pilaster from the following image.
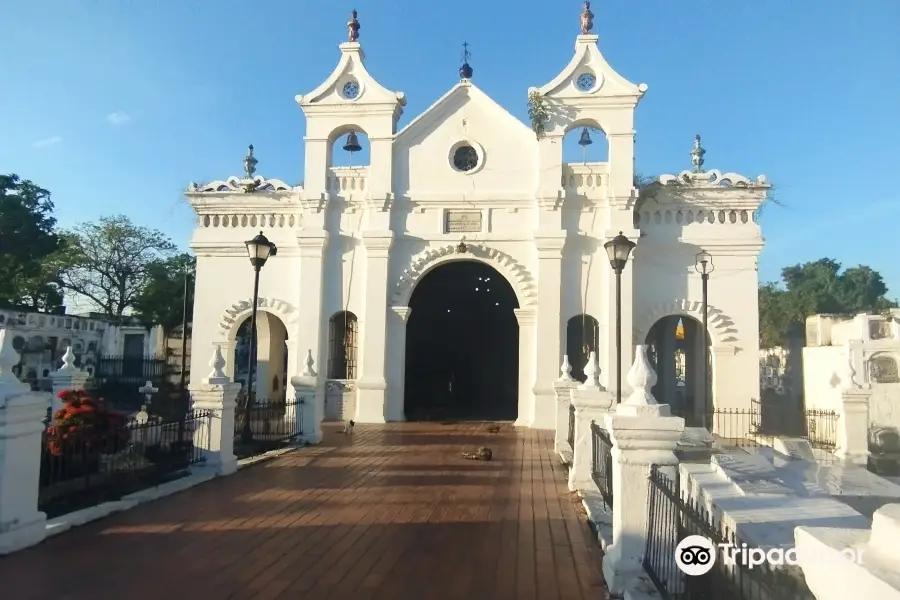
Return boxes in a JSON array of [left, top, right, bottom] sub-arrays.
[[386, 306, 412, 422], [356, 230, 393, 424], [514, 307, 538, 427], [532, 231, 567, 429]]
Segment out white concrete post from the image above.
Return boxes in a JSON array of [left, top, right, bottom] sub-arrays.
[[836, 389, 870, 466], [795, 503, 900, 600], [291, 349, 320, 444], [514, 308, 538, 427], [532, 232, 567, 429], [554, 355, 577, 460], [356, 232, 393, 424], [188, 345, 240, 476], [568, 352, 615, 491], [602, 344, 685, 596], [0, 330, 49, 554], [49, 346, 90, 413]]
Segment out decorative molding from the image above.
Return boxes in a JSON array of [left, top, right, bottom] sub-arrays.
[[635, 299, 738, 345], [217, 297, 300, 338], [514, 308, 538, 326], [188, 176, 293, 193], [390, 306, 412, 322], [657, 169, 769, 189], [391, 243, 537, 307]]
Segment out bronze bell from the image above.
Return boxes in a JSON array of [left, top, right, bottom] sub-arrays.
[[343, 131, 362, 153], [578, 127, 593, 146]]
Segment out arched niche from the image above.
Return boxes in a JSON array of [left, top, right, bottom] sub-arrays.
[[565, 314, 600, 383], [233, 311, 290, 404], [327, 123, 371, 168], [562, 118, 609, 165]]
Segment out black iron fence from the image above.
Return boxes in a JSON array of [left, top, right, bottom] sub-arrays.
[[643, 466, 815, 600], [590, 421, 614, 511], [233, 393, 304, 458], [89, 355, 170, 412], [38, 409, 212, 519], [567, 402, 576, 450], [671, 403, 838, 450]]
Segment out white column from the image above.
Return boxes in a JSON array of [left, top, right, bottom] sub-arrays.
[[568, 352, 615, 491], [656, 318, 677, 405], [836, 389, 870, 465], [296, 231, 329, 435], [554, 355, 578, 456], [0, 331, 48, 554], [513, 307, 537, 427], [602, 344, 685, 596], [50, 346, 90, 413], [385, 306, 411, 422], [291, 349, 320, 443], [356, 231, 393, 424], [189, 345, 240, 476], [532, 231, 567, 429]]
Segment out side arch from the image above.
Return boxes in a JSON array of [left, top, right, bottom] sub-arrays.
[[634, 299, 738, 346], [217, 297, 300, 340], [391, 243, 537, 308]]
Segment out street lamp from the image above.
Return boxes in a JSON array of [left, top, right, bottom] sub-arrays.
[[604, 231, 636, 404], [241, 231, 278, 444], [695, 250, 714, 429], [177, 263, 192, 443]]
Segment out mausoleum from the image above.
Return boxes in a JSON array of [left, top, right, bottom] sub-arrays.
[[186, 5, 769, 437]]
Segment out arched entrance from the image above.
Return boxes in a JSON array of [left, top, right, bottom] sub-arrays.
[[233, 311, 289, 403], [404, 260, 519, 421], [645, 315, 711, 427]]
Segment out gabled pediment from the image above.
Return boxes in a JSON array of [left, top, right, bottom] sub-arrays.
[[536, 35, 646, 102], [396, 81, 532, 144], [296, 42, 406, 110]]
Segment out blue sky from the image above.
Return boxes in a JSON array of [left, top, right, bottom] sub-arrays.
[[2, 0, 899, 297]]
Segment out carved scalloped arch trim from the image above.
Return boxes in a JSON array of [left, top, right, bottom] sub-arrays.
[[658, 169, 768, 188], [189, 176, 293, 193], [634, 299, 738, 345], [217, 297, 299, 340], [391, 243, 537, 307]]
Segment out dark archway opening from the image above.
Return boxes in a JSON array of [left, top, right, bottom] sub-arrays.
[[404, 260, 519, 422], [645, 315, 711, 427], [566, 314, 600, 383]]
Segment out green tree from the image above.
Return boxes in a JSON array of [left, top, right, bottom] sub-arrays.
[[0, 174, 65, 309], [132, 253, 195, 334], [59, 215, 177, 320], [759, 258, 897, 347]]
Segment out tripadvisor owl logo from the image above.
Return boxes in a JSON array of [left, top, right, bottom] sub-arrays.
[[675, 535, 717, 576]]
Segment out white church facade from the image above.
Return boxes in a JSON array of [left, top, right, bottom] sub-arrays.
[[186, 6, 769, 438]]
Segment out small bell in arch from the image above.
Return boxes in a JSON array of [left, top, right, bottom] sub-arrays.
[[343, 131, 362, 153], [578, 127, 593, 146]]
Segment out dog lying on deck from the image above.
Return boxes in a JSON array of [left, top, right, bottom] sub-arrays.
[[341, 420, 355, 434]]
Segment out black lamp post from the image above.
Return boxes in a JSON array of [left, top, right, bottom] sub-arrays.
[[604, 231, 636, 404], [695, 250, 714, 429], [176, 264, 192, 443], [241, 231, 278, 444]]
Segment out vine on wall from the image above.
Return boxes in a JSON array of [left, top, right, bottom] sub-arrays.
[[527, 90, 549, 139]]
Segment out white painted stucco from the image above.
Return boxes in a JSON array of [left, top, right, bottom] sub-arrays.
[[186, 28, 769, 428]]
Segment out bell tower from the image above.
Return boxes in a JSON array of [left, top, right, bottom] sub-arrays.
[[296, 9, 407, 205]]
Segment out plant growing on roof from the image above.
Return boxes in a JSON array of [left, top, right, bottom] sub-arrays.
[[527, 90, 550, 139]]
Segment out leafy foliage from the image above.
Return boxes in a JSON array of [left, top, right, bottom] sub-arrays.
[[46, 389, 131, 457], [132, 253, 195, 334], [759, 258, 897, 348], [58, 215, 177, 320], [527, 90, 549, 139], [0, 174, 66, 310]]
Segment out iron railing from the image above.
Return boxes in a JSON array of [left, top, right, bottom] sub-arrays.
[[567, 402, 576, 450], [38, 408, 212, 519], [643, 466, 815, 600], [233, 393, 304, 458], [590, 421, 614, 511]]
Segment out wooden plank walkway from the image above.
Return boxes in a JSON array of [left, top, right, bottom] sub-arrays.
[[0, 422, 606, 600]]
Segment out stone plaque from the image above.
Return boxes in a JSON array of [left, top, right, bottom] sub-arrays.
[[444, 210, 483, 233], [870, 356, 899, 384], [774, 437, 816, 462]]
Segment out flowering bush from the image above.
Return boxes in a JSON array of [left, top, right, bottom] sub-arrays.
[[45, 389, 131, 457]]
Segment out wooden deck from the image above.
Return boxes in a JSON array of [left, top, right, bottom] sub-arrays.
[[0, 422, 606, 600]]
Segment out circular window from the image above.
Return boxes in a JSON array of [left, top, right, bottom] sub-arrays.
[[576, 72, 598, 92], [452, 145, 479, 172]]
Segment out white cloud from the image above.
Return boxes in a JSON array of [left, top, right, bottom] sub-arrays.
[[32, 136, 63, 149], [106, 111, 132, 126]]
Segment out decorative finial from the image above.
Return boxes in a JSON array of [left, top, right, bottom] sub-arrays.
[[243, 144, 258, 179], [456, 236, 468, 254], [624, 345, 658, 405], [557, 355, 575, 382], [691, 134, 705, 173], [348, 9, 360, 42], [207, 345, 227, 381], [59, 346, 77, 372], [459, 42, 473, 80], [302, 349, 317, 377], [0, 330, 26, 387], [580, 1, 594, 35], [578, 351, 601, 390]]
